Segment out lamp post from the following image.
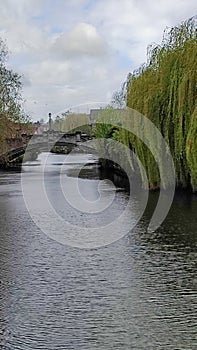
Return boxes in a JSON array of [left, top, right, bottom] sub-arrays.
[[48, 112, 52, 132]]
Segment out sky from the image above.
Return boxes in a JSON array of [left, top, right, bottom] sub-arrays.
[[0, 0, 196, 121]]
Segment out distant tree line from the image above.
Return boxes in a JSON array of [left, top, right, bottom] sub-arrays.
[[53, 113, 92, 135]]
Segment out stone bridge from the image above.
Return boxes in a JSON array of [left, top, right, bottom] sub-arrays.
[[1, 131, 94, 167]]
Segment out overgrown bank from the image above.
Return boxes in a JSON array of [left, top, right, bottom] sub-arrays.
[[94, 16, 197, 192]]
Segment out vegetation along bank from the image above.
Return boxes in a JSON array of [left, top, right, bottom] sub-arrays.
[[94, 16, 197, 192]]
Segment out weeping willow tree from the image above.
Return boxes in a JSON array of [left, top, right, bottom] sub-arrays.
[[126, 16, 197, 191], [95, 16, 197, 191]]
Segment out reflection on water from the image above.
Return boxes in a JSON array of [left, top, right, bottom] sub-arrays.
[[0, 152, 196, 349]]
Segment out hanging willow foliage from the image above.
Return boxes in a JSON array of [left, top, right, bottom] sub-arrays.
[[126, 16, 197, 191], [95, 16, 197, 191]]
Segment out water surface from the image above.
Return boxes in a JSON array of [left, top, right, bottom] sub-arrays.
[[0, 153, 196, 349]]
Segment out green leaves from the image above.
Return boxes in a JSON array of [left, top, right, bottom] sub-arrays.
[[0, 39, 22, 120], [94, 16, 197, 191], [126, 16, 197, 191], [53, 113, 91, 135]]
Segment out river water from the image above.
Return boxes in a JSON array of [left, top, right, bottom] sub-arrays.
[[0, 152, 196, 349]]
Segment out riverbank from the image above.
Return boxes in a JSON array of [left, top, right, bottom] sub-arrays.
[[98, 158, 196, 194]]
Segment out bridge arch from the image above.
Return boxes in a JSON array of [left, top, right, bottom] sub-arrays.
[[1, 131, 94, 167]]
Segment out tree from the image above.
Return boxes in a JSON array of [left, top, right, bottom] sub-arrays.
[[0, 38, 22, 120], [111, 78, 129, 108], [0, 38, 25, 158]]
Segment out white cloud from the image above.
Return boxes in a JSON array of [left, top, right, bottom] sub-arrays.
[[29, 61, 75, 85], [0, 0, 196, 120], [52, 23, 108, 58]]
